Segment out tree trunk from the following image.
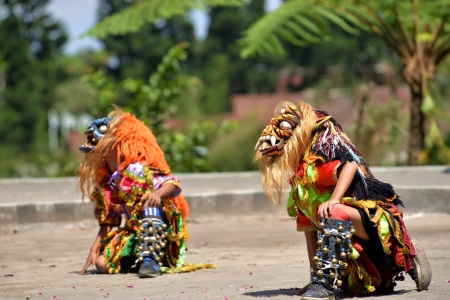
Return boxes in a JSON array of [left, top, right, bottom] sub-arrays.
[[408, 85, 426, 165]]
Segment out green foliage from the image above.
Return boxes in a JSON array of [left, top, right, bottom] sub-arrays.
[[82, 42, 238, 172], [190, 0, 282, 113], [125, 42, 193, 129], [84, 0, 243, 38], [419, 121, 450, 164], [160, 120, 237, 172], [239, 0, 450, 165], [349, 98, 408, 166], [206, 115, 261, 171], [81, 69, 125, 116], [240, 1, 355, 58], [198, 54, 231, 113], [240, 0, 450, 58], [0, 0, 69, 177], [418, 66, 450, 165]]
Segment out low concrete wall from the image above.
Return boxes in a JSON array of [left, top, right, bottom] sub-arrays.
[[1, 167, 449, 233]]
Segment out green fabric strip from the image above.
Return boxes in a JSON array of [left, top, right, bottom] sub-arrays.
[[119, 232, 137, 257], [379, 214, 390, 253]]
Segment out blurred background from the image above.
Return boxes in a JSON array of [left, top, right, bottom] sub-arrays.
[[1, 0, 449, 178]]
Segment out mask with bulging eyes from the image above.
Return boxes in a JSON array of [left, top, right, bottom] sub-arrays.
[[254, 105, 302, 156], [79, 116, 113, 153]]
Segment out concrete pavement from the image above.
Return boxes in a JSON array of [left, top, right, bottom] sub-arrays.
[[1, 212, 450, 299], [0, 166, 449, 233], [0, 166, 450, 299]]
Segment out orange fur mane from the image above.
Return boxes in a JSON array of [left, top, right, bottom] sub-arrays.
[[78, 109, 170, 200]]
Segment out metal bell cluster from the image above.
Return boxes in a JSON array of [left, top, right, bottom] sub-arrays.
[[312, 218, 356, 288], [136, 218, 169, 267]]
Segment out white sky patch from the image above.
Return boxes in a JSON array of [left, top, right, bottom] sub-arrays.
[[46, 0, 282, 54], [265, 0, 282, 12], [47, 0, 102, 54]]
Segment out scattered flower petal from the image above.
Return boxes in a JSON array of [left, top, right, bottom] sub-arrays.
[[237, 287, 246, 291], [248, 272, 253, 275], [126, 284, 135, 288]]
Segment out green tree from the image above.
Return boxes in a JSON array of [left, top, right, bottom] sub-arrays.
[[83, 42, 235, 172], [192, 0, 282, 113], [239, 0, 450, 164], [0, 0, 67, 177], [84, 0, 243, 39], [96, 0, 196, 81]]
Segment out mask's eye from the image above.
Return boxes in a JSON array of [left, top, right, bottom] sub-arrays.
[[99, 125, 108, 134], [279, 121, 292, 130]]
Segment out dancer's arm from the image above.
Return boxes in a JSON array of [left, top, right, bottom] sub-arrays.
[[318, 162, 357, 219], [79, 225, 111, 275]]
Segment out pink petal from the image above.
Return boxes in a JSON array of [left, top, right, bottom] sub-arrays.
[[126, 284, 135, 288], [248, 272, 253, 275]]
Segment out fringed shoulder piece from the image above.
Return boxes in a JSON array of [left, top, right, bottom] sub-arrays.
[[312, 110, 364, 164], [311, 110, 403, 207]]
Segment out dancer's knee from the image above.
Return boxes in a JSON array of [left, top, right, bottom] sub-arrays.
[[331, 204, 350, 221], [96, 255, 108, 274]]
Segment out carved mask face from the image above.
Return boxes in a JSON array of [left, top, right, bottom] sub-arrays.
[[79, 116, 112, 153], [254, 105, 301, 156]]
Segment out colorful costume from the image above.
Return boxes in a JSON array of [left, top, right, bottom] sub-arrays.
[[78, 110, 213, 276], [254, 101, 431, 298]]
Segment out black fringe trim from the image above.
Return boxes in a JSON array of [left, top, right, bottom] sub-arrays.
[[353, 170, 404, 207], [311, 110, 404, 208]]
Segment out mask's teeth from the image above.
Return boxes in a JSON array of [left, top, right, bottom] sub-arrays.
[[277, 140, 285, 149], [254, 140, 262, 151], [270, 136, 276, 146]]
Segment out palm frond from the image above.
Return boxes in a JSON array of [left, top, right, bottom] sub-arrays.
[[240, 1, 357, 58], [84, 0, 243, 38]]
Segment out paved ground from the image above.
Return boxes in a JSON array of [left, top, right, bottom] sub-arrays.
[[1, 212, 449, 300], [0, 167, 449, 299]]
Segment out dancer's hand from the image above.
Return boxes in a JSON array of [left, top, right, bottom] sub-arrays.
[[142, 184, 178, 209], [318, 199, 340, 219], [79, 226, 109, 275], [142, 193, 161, 209], [79, 251, 97, 275]]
